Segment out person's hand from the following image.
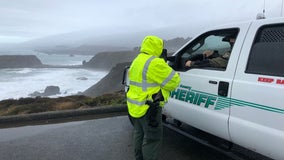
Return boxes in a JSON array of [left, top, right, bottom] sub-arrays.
[[185, 60, 192, 67], [203, 50, 214, 57]]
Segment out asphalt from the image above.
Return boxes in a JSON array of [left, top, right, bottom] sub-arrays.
[[0, 115, 234, 160], [0, 116, 134, 160], [0, 106, 269, 160]]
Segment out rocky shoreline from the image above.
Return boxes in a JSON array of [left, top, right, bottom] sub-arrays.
[[0, 50, 134, 97], [0, 51, 131, 121]]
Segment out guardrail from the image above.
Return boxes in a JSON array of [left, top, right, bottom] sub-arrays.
[[0, 105, 127, 127]]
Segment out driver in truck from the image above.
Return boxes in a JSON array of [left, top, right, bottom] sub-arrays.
[[185, 35, 236, 69]]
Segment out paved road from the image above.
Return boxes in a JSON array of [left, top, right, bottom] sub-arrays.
[[0, 116, 234, 160]]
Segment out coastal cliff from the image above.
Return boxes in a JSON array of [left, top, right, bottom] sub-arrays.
[[83, 50, 137, 70], [84, 62, 130, 97], [0, 55, 42, 68]]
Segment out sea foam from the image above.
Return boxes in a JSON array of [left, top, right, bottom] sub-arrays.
[[0, 68, 107, 101]]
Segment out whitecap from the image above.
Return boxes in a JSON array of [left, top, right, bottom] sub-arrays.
[[0, 68, 107, 101]]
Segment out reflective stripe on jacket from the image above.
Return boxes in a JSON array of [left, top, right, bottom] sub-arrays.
[[127, 36, 180, 118]]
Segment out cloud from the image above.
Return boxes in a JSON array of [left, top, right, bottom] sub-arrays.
[[0, 0, 283, 44]]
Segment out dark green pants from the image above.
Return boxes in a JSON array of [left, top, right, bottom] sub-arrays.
[[132, 107, 163, 160]]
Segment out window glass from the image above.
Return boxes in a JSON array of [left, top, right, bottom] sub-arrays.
[[181, 35, 231, 59], [199, 36, 231, 53], [175, 29, 238, 71], [246, 24, 284, 77]]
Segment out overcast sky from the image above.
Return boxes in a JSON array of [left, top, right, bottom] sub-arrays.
[[0, 0, 283, 44]]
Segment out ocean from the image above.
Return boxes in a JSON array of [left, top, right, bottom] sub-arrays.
[[0, 51, 107, 101]]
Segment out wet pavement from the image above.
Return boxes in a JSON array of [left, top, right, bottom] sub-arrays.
[[0, 116, 235, 160]]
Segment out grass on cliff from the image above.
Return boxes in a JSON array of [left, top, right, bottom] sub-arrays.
[[0, 90, 126, 116]]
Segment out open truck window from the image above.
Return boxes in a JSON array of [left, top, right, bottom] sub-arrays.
[[170, 29, 239, 71]]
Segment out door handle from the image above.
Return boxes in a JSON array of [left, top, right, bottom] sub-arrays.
[[209, 80, 218, 84]]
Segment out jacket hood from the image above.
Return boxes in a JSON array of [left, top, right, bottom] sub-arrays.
[[140, 35, 163, 57]]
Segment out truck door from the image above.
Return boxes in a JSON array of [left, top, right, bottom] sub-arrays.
[[164, 23, 250, 141], [230, 19, 284, 160]]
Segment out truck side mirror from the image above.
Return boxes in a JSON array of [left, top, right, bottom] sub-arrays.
[[167, 56, 177, 70], [167, 56, 176, 62]]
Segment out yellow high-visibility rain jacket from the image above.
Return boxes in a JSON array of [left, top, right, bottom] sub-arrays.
[[127, 35, 180, 118]]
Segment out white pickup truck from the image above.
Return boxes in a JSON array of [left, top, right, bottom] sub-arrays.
[[123, 17, 284, 160], [163, 17, 284, 160]]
